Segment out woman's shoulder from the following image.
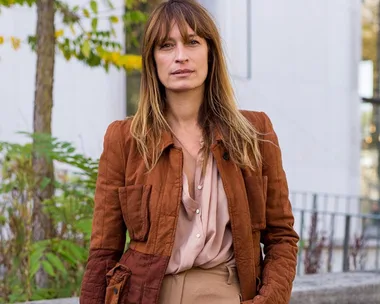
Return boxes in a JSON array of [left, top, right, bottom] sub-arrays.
[[103, 116, 134, 142], [239, 109, 273, 132]]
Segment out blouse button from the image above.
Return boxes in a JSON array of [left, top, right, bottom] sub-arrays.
[[196, 209, 200, 214], [196, 233, 201, 238], [197, 185, 203, 190]]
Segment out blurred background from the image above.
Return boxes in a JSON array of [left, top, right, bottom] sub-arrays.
[[0, 0, 380, 302]]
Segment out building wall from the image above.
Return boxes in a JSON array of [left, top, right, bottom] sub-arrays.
[[201, 0, 362, 201], [0, 1, 126, 160], [1, 0, 362, 200]]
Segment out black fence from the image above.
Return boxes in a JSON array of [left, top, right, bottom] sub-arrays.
[[290, 192, 380, 275]]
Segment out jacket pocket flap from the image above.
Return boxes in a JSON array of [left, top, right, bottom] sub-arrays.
[[106, 263, 131, 286], [105, 263, 131, 304]]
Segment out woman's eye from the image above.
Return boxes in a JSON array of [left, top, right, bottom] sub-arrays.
[[189, 39, 199, 45], [160, 43, 173, 49]]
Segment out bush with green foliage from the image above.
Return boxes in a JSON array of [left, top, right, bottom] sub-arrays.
[[0, 133, 98, 302]]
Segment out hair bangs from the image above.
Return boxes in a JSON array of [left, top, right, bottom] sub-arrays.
[[153, 1, 208, 47]]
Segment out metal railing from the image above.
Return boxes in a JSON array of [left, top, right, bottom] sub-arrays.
[[290, 192, 380, 275]]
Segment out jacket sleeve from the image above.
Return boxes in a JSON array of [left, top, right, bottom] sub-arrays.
[[80, 121, 127, 304], [252, 112, 299, 304]]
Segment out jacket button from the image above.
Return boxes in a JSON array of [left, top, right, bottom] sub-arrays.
[[113, 287, 118, 295], [223, 152, 229, 160]]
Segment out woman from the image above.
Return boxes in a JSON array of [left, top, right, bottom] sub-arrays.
[[80, 0, 299, 303]]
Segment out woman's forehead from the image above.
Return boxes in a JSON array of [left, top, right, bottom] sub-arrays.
[[156, 19, 201, 44], [166, 22, 196, 39]]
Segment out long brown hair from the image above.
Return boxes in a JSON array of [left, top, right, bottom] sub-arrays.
[[131, 0, 262, 171]]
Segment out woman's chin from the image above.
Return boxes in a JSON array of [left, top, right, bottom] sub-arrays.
[[166, 83, 203, 93]]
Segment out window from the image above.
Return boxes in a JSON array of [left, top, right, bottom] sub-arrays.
[[125, 1, 162, 116]]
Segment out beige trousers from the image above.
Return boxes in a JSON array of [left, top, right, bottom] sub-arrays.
[[158, 263, 241, 304]]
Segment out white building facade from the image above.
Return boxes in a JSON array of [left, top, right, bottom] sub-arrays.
[[1, 1, 363, 243]]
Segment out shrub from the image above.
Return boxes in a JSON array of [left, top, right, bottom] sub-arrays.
[[0, 133, 98, 302]]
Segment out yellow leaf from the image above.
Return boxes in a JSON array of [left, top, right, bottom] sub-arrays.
[[0, 36, 4, 45], [109, 16, 119, 24], [117, 55, 128, 65], [55, 29, 64, 38], [111, 52, 120, 63], [81, 40, 91, 58], [10, 37, 21, 50], [82, 8, 90, 18], [118, 54, 142, 71]]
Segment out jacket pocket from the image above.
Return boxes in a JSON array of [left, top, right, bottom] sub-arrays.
[[105, 263, 131, 304], [244, 175, 268, 230], [119, 184, 152, 242]]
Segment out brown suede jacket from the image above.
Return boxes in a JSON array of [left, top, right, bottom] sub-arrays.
[[80, 110, 299, 304]]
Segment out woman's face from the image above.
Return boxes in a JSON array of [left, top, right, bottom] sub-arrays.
[[153, 22, 208, 93]]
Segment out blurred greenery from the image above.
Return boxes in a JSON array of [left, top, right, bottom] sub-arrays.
[[0, 133, 98, 302]]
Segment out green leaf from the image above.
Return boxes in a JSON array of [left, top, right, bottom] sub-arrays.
[[30, 245, 45, 267], [0, 182, 14, 193], [106, 0, 114, 9], [81, 40, 91, 58], [125, 0, 134, 10], [31, 239, 49, 252], [8, 292, 27, 303], [29, 261, 40, 278], [109, 16, 118, 23], [73, 218, 92, 235], [42, 260, 55, 277], [91, 18, 98, 32], [62, 240, 87, 262], [63, 49, 72, 60], [58, 249, 77, 266], [40, 176, 51, 190], [90, 0, 98, 14], [111, 28, 116, 38], [31, 288, 54, 301], [82, 8, 90, 18], [46, 252, 67, 275], [28, 36, 37, 51], [104, 62, 109, 72], [0, 214, 6, 225]]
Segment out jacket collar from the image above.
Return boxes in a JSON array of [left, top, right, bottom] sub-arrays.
[[159, 124, 223, 153]]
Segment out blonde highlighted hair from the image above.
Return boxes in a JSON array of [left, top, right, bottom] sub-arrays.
[[131, 0, 262, 171]]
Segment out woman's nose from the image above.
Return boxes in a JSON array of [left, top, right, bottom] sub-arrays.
[[175, 44, 189, 63]]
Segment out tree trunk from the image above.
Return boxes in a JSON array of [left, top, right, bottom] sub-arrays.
[[32, 0, 55, 289]]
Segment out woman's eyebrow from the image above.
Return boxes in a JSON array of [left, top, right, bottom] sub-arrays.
[[167, 33, 198, 40]]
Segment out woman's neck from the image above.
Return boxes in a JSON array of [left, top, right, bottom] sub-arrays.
[[165, 87, 204, 129]]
